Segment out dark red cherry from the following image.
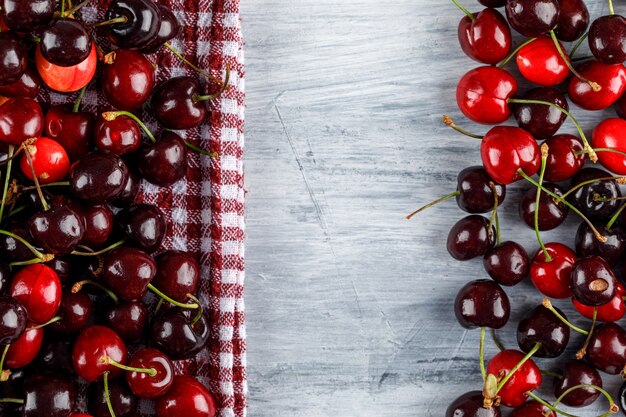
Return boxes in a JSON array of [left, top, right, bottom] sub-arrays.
[[9, 264, 61, 324], [102, 300, 147, 343], [554, 360, 602, 407], [480, 126, 541, 184], [137, 131, 187, 187], [573, 282, 626, 322], [19, 137, 70, 184], [530, 242, 576, 298], [151, 307, 210, 360], [140, 4, 181, 54], [152, 76, 207, 129], [0, 221, 39, 262], [112, 168, 140, 208], [35, 334, 74, 372], [568, 61, 626, 111], [516, 37, 569, 86], [0, 263, 8, 293], [94, 113, 141, 155], [479, 0, 505, 6], [28, 202, 84, 255], [446, 391, 501, 417], [616, 91, 626, 119], [126, 348, 174, 399], [505, 0, 559, 37], [102, 49, 155, 111], [105, 0, 161, 50], [509, 401, 555, 417], [44, 105, 95, 162], [454, 279, 510, 329], [5, 321, 43, 368], [0, 296, 28, 344], [69, 152, 130, 203], [447, 215, 496, 260], [103, 248, 156, 301], [483, 241, 529, 286], [72, 325, 127, 382], [519, 183, 568, 231], [458, 8, 511, 64], [456, 66, 517, 125], [2, 0, 54, 32], [40, 19, 92, 67], [0, 64, 40, 98], [588, 15, 626, 65], [155, 376, 216, 417], [455, 166, 506, 213], [554, 0, 589, 41], [0, 97, 44, 145], [517, 305, 569, 357], [81, 204, 114, 248], [49, 289, 92, 334], [512, 87, 568, 139], [153, 250, 200, 302], [23, 373, 77, 417], [486, 349, 542, 407], [592, 117, 626, 175], [586, 322, 626, 374], [88, 378, 137, 417], [575, 222, 625, 266], [571, 256, 617, 306], [542, 134, 585, 182], [568, 167, 622, 220], [0, 31, 27, 86], [117, 204, 166, 253]]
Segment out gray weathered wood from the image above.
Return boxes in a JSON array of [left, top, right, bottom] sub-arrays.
[[242, 0, 621, 415]]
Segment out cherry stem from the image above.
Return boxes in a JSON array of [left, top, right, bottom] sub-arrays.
[[0, 230, 46, 260], [406, 190, 460, 219], [147, 284, 200, 309], [577, 147, 626, 158], [494, 209, 501, 246], [498, 37, 537, 68], [100, 355, 157, 377], [491, 329, 505, 351], [561, 176, 626, 200], [187, 293, 204, 326], [0, 145, 14, 222], [479, 327, 486, 381], [64, 0, 90, 17], [71, 239, 126, 256], [73, 86, 87, 113], [487, 183, 499, 244], [61, 0, 66, 16], [607, 202, 626, 230], [154, 297, 165, 315], [441, 115, 483, 139], [541, 369, 562, 378], [92, 16, 128, 28], [570, 32, 589, 58], [26, 316, 62, 330], [104, 372, 117, 417], [550, 30, 601, 92], [184, 141, 219, 158], [21, 142, 49, 211], [553, 383, 618, 415], [7, 204, 25, 218], [102, 111, 156, 143], [450, 0, 475, 20], [495, 342, 541, 394], [0, 344, 9, 382], [542, 298, 589, 335], [0, 398, 23, 404], [71, 280, 119, 304], [576, 307, 597, 359], [535, 144, 552, 261], [517, 170, 607, 243], [164, 42, 227, 87], [527, 392, 577, 417], [609, 0, 615, 15], [9, 257, 47, 268], [20, 181, 70, 192]]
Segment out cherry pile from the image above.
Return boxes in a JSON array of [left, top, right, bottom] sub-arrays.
[[410, 0, 626, 416], [0, 0, 227, 416]]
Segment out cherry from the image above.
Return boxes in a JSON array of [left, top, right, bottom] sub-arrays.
[[616, 91, 626, 119], [0, 97, 44, 145], [447, 215, 495, 260], [456, 66, 517, 125], [0, 296, 28, 344], [19, 137, 70, 184], [155, 376, 216, 417], [0, 31, 27, 86], [479, 0, 505, 6], [454, 279, 510, 329], [571, 256, 617, 307], [139, 4, 181, 54], [125, 348, 173, 399], [103, 248, 156, 301], [137, 131, 188, 186], [505, 0, 559, 37], [512, 88, 568, 139], [0, 263, 8, 293], [36, 334, 75, 372], [35, 43, 97, 93], [586, 322, 626, 374], [446, 391, 501, 417], [23, 373, 78, 417], [509, 401, 555, 417], [453, 166, 505, 213], [151, 307, 210, 360], [49, 289, 92, 334], [105, 0, 162, 50], [102, 49, 155, 111], [0, 64, 42, 98], [457, 7, 511, 64], [568, 61, 626, 111], [1, 0, 54, 32], [575, 222, 625, 265], [5, 322, 43, 368], [517, 305, 569, 357], [46, 257, 72, 285], [9, 264, 61, 324], [0, 221, 39, 262], [153, 250, 200, 301], [530, 242, 576, 299], [573, 282, 626, 322], [483, 241, 528, 286], [117, 204, 166, 253], [486, 349, 542, 407], [588, 15, 626, 65], [554, 0, 589, 41], [516, 37, 568, 87], [112, 169, 140, 208], [542, 134, 585, 182], [69, 152, 129, 203], [0, 368, 26, 414], [94, 113, 142, 155], [40, 19, 92, 67], [28, 200, 84, 255], [44, 105, 95, 162], [480, 126, 540, 184], [81, 204, 114, 248], [102, 300, 147, 343], [592, 118, 626, 175], [72, 325, 127, 382], [152, 76, 210, 129], [87, 378, 137, 417], [568, 167, 622, 220], [519, 183, 568, 231], [553, 360, 602, 407]]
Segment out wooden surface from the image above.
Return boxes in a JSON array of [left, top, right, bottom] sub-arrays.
[[242, 1, 621, 415]]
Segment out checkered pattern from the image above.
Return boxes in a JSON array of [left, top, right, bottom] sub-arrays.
[[41, 1, 246, 416]]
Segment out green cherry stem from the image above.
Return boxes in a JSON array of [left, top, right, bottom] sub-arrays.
[[26, 316, 62, 330], [609, 0, 615, 15], [104, 371, 117, 417], [498, 37, 537, 68], [488, 182, 501, 245], [72, 280, 119, 304], [607, 202, 626, 230], [576, 148, 626, 158], [553, 383, 618, 415], [0, 343, 9, 382], [92, 16, 128, 29], [102, 111, 156, 143], [71, 239, 126, 256], [61, 0, 66, 16], [187, 293, 204, 326], [9, 257, 48, 268], [164, 42, 227, 87], [0, 398, 24, 404], [479, 327, 486, 381], [492, 329, 505, 351], [0, 230, 48, 260], [560, 176, 626, 200], [576, 307, 597, 360], [542, 299, 589, 335], [20, 181, 70, 192], [73, 86, 87, 113], [570, 32, 589, 57], [442, 115, 483, 139], [21, 141, 49, 211], [183, 141, 218, 158], [540, 369, 563, 378], [450, 0, 475, 20], [147, 284, 199, 309], [495, 342, 541, 394], [100, 355, 157, 377], [535, 144, 552, 261], [526, 392, 577, 417], [549, 30, 601, 92], [0, 145, 14, 222], [406, 190, 460, 219], [64, 0, 91, 17]]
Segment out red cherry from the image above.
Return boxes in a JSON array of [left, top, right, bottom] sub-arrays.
[[542, 134, 585, 182], [487, 349, 542, 407], [126, 348, 174, 399], [5, 322, 43, 368], [72, 325, 127, 382], [9, 264, 62, 324], [480, 126, 540, 184], [94, 113, 142, 155], [530, 242, 576, 299], [102, 49, 155, 111], [19, 137, 70, 184], [44, 105, 94, 162], [510, 400, 556, 417], [0, 97, 44, 145], [573, 281, 626, 322], [591, 118, 626, 174], [517, 37, 569, 86], [458, 8, 511, 64], [156, 376, 216, 417], [35, 43, 97, 93], [569, 61, 626, 110], [456, 66, 518, 124]]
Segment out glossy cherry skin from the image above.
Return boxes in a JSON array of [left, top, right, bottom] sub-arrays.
[[553, 360, 602, 407], [156, 376, 216, 417], [517, 305, 569, 357], [530, 242, 576, 299], [571, 256, 617, 306], [568, 61, 626, 111], [88, 378, 137, 417], [0, 368, 26, 414], [151, 308, 211, 360], [0, 64, 41, 98], [542, 134, 585, 182], [447, 215, 495, 260], [455, 166, 505, 213], [35, 334, 74, 372], [483, 241, 529, 286], [588, 15, 626, 65], [140, 4, 181, 54], [28, 202, 84, 255], [454, 279, 510, 329], [586, 322, 626, 374], [103, 248, 157, 301], [0, 97, 44, 145], [106, 0, 162, 50], [0, 31, 27, 86], [152, 76, 207, 129], [568, 167, 622, 219], [36, 43, 97, 93], [153, 251, 200, 301], [513, 87, 568, 139], [592, 118, 626, 174], [575, 222, 625, 266], [23, 373, 78, 417], [9, 264, 61, 324], [0, 296, 28, 344], [102, 300, 148, 343], [516, 38, 569, 86], [487, 349, 542, 407], [573, 282, 626, 322], [94, 113, 141, 155], [69, 152, 130, 203], [40, 19, 92, 67], [509, 401, 555, 417], [519, 183, 568, 231], [72, 325, 128, 382], [456, 66, 517, 124], [480, 126, 540, 184], [102, 49, 155, 110], [5, 322, 43, 368], [112, 169, 140, 207], [137, 132, 188, 186], [44, 105, 94, 162], [20, 137, 70, 184], [0, 221, 38, 262], [117, 204, 166, 253], [554, 0, 589, 41], [81, 204, 114, 248], [616, 91, 626, 119], [505, 0, 559, 37], [2, 0, 54, 32], [126, 348, 174, 399], [446, 391, 502, 417], [49, 289, 92, 334], [45, 256, 72, 284], [458, 8, 511, 64]]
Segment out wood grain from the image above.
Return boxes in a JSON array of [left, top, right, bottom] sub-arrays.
[[242, 0, 621, 415]]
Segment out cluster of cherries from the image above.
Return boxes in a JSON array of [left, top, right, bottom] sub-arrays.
[[0, 0, 228, 416], [410, 0, 626, 416]]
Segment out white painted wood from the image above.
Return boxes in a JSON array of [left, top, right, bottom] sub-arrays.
[[242, 0, 622, 415]]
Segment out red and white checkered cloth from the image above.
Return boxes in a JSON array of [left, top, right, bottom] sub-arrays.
[[42, 1, 247, 416]]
